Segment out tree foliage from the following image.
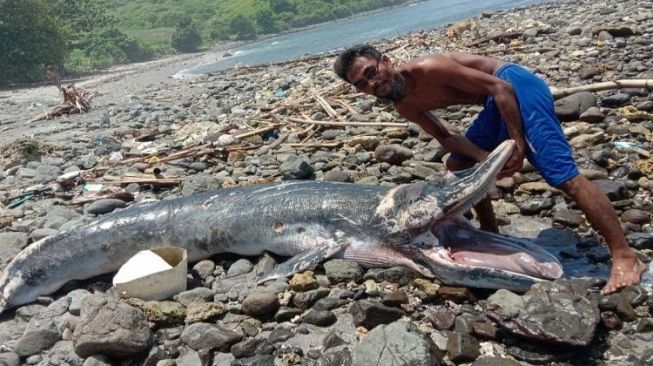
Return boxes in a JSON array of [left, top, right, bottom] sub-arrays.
[[172, 16, 202, 52], [0, 0, 67, 84], [1, 0, 416, 83], [45, 0, 113, 39], [255, 9, 277, 34], [110, 0, 414, 42], [229, 14, 257, 40]]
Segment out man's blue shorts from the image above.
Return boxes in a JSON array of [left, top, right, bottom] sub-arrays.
[[450, 63, 579, 187]]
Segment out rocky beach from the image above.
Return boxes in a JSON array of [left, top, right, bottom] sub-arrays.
[[1, 0, 653, 365]]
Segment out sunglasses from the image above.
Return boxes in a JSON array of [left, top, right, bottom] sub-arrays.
[[353, 59, 381, 91]]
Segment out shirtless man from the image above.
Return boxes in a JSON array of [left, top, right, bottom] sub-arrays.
[[333, 44, 645, 294]]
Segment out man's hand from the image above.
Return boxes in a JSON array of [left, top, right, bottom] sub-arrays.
[[498, 139, 525, 178]]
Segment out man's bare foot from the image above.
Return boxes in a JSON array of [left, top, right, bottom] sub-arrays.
[[602, 254, 647, 294]]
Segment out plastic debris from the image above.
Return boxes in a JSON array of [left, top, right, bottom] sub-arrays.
[[8, 194, 33, 209], [113, 246, 188, 301]]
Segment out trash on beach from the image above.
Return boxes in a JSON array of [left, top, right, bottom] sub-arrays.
[[614, 141, 651, 158], [8, 194, 33, 209], [109, 151, 123, 161], [113, 246, 188, 301], [83, 183, 104, 192], [614, 141, 644, 150]]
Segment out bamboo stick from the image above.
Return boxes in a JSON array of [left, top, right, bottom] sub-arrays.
[[551, 79, 653, 99], [285, 116, 408, 128]]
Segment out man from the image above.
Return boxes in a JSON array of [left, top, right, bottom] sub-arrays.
[[333, 44, 645, 294]]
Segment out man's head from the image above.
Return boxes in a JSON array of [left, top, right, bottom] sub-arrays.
[[333, 44, 407, 102]]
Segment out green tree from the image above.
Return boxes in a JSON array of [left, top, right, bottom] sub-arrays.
[[207, 16, 230, 41], [45, 0, 112, 37], [255, 9, 277, 34], [270, 0, 295, 13], [78, 25, 149, 68], [0, 0, 67, 84], [229, 14, 256, 40], [172, 16, 202, 52]]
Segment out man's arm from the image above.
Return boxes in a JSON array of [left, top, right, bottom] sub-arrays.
[[399, 108, 489, 162], [418, 56, 526, 176]]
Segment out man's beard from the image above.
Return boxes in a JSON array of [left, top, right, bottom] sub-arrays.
[[376, 76, 407, 103]]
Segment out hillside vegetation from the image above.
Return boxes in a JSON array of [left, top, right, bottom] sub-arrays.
[[0, 0, 413, 85]]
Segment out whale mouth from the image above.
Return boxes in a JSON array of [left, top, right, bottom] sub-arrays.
[[408, 139, 562, 284], [428, 220, 563, 280]]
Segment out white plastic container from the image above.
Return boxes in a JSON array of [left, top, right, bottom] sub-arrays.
[[113, 246, 188, 301]]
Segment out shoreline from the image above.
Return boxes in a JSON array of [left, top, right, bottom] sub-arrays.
[[0, 0, 652, 364]]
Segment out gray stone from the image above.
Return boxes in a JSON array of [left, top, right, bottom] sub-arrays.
[[600, 93, 631, 108], [364, 267, 418, 287], [579, 106, 605, 123], [447, 332, 480, 363], [517, 197, 554, 215], [627, 232, 653, 250], [268, 327, 293, 343], [231, 355, 276, 366], [30, 227, 57, 241], [67, 289, 92, 316], [280, 157, 314, 179], [374, 144, 413, 165], [593, 179, 629, 201], [15, 297, 71, 357], [176, 287, 214, 305], [323, 259, 364, 284], [552, 209, 585, 228], [350, 300, 405, 330], [554, 92, 596, 121], [486, 279, 600, 346], [605, 331, 653, 364], [82, 354, 113, 366], [213, 352, 237, 366], [472, 356, 521, 366], [313, 297, 349, 311], [302, 310, 337, 326], [85, 199, 127, 215], [189, 162, 207, 172], [620, 209, 650, 225], [599, 292, 638, 321], [0, 352, 20, 366], [323, 169, 351, 182], [46, 340, 85, 366], [351, 321, 440, 366], [293, 288, 331, 310], [242, 292, 280, 316], [426, 305, 456, 331], [227, 258, 254, 276], [0, 232, 28, 269], [180, 322, 243, 352], [596, 25, 636, 37], [192, 260, 215, 279], [73, 295, 151, 358]]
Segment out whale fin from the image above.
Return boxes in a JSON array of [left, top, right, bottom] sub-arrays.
[[257, 239, 350, 284]]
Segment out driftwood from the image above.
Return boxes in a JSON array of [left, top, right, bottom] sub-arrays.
[[465, 30, 522, 47], [284, 142, 343, 149], [71, 190, 134, 205], [550, 79, 653, 99], [285, 116, 408, 128], [94, 174, 181, 186], [29, 84, 94, 123]]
